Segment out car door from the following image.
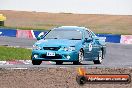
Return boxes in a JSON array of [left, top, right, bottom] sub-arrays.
[[91, 37, 100, 58], [89, 30, 100, 58], [83, 30, 97, 60]]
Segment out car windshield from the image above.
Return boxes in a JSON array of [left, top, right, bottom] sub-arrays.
[[45, 29, 82, 40]]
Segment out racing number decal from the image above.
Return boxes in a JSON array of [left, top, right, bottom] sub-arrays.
[[89, 43, 92, 51]]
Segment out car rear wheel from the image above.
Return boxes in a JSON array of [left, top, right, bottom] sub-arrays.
[[73, 50, 84, 65], [93, 50, 103, 64], [56, 61, 63, 65], [32, 60, 42, 65]]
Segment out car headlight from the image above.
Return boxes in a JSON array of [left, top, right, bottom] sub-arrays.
[[33, 45, 42, 50], [64, 46, 75, 51]]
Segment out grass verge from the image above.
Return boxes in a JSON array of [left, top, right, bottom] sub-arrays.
[[2, 24, 132, 35], [1, 10, 132, 34], [0, 46, 31, 61]]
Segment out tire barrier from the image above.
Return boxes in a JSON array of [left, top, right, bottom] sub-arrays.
[[0, 21, 4, 26]]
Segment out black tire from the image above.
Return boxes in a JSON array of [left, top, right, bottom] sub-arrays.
[[76, 75, 87, 85], [73, 61, 80, 65], [56, 61, 63, 65], [32, 60, 42, 65], [93, 50, 103, 64], [73, 49, 84, 65]]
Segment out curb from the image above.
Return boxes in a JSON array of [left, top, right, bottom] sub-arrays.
[[0, 60, 55, 65]]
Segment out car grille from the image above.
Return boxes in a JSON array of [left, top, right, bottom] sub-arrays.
[[43, 47, 60, 51], [40, 54, 62, 59]]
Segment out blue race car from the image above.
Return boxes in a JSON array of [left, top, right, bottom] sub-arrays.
[[31, 26, 106, 65]]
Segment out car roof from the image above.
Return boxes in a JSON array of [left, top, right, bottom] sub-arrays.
[[53, 26, 89, 31]]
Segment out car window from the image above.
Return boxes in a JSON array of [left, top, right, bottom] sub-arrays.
[[45, 29, 82, 40], [85, 30, 92, 38]]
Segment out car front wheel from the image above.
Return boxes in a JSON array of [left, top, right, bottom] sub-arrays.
[[32, 60, 42, 65], [93, 50, 103, 64]]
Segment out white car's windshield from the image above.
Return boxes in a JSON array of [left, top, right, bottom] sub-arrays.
[[45, 29, 82, 40]]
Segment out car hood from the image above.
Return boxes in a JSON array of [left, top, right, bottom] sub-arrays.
[[35, 39, 82, 47]]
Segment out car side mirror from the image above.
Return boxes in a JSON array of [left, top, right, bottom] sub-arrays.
[[37, 33, 45, 40], [37, 37, 41, 40], [37, 36, 44, 40], [85, 38, 93, 42]]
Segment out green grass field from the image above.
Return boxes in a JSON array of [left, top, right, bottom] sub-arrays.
[[0, 46, 31, 61]]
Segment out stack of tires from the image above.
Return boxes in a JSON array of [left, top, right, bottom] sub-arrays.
[[0, 14, 6, 26]]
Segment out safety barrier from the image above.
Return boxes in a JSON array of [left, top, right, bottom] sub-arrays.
[[0, 28, 132, 44], [120, 35, 132, 44], [96, 34, 121, 43], [0, 28, 48, 39], [0, 28, 16, 37]]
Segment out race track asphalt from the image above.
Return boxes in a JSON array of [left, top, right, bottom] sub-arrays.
[[0, 36, 132, 68]]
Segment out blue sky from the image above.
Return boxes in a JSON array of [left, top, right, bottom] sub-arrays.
[[0, 0, 132, 15]]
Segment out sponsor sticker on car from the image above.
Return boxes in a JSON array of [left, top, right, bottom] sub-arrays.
[[89, 43, 92, 51]]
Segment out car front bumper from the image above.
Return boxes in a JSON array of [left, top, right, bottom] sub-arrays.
[[31, 50, 78, 62]]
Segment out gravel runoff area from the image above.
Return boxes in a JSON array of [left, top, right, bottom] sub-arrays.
[[0, 67, 132, 88]]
